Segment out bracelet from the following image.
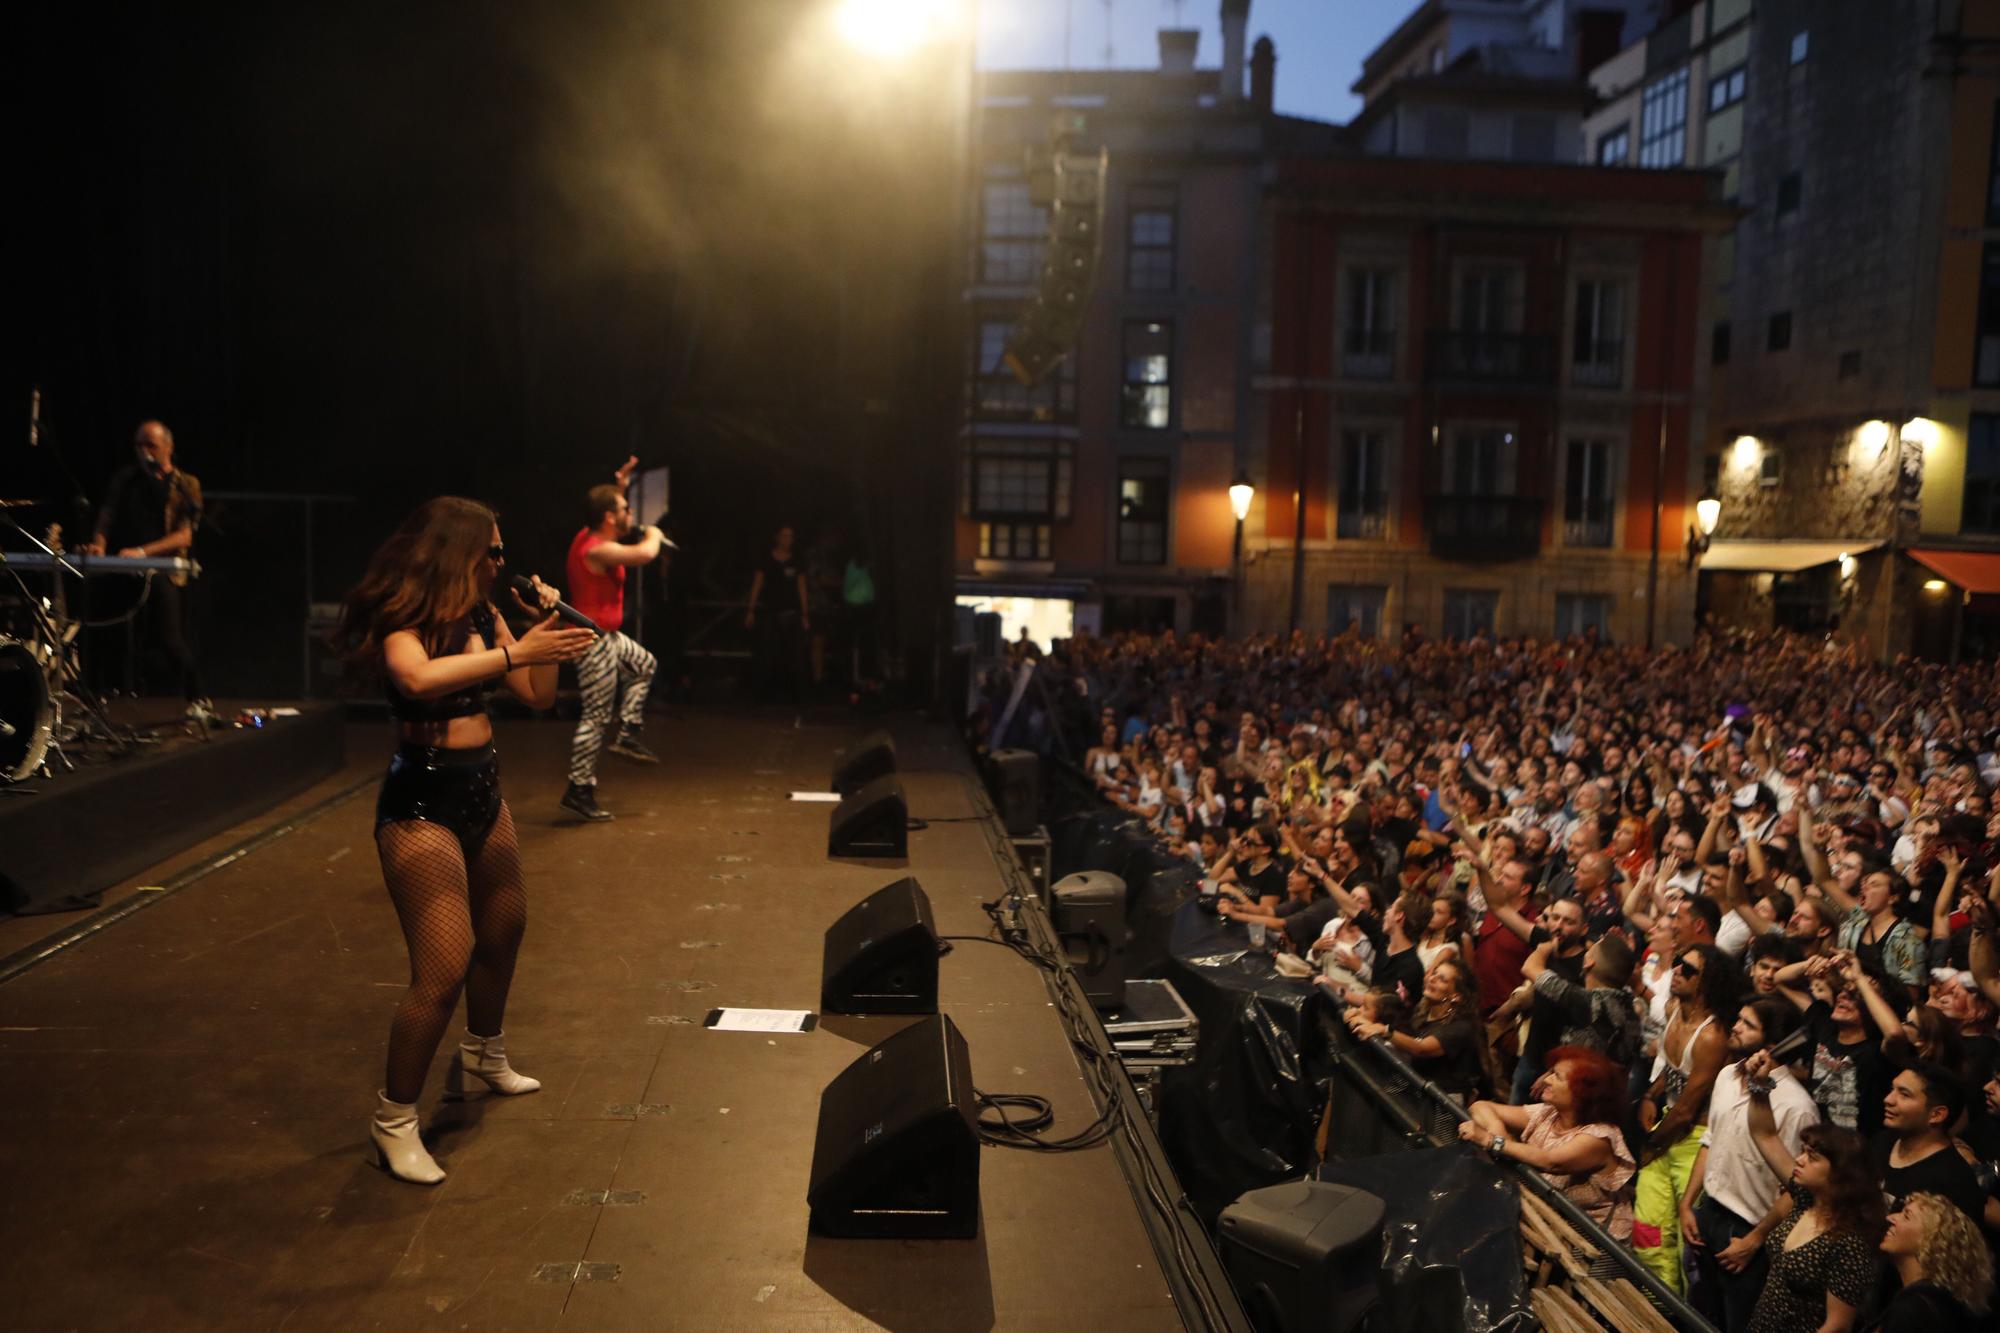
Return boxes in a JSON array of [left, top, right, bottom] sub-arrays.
[[1490, 1135, 1507, 1159], [501, 645, 513, 672]]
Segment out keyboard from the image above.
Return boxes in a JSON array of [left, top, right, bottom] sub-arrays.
[[1, 552, 202, 578]]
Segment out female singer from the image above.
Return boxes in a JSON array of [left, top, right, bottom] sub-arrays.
[[335, 497, 596, 1183]]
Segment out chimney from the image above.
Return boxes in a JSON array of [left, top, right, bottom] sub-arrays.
[[1250, 35, 1276, 113], [1220, 0, 1251, 100], [1158, 28, 1199, 73]]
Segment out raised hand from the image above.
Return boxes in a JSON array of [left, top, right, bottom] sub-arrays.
[[509, 574, 560, 616], [512, 612, 596, 666]]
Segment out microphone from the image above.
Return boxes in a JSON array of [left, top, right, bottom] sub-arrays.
[[509, 574, 604, 635], [28, 388, 39, 447]]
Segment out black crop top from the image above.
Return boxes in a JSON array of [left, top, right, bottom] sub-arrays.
[[385, 604, 499, 723]]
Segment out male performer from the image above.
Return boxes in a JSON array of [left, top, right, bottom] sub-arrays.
[[81, 420, 211, 723], [560, 456, 668, 822]]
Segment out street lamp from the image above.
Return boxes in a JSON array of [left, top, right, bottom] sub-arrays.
[[1686, 491, 1720, 568], [1229, 472, 1254, 635]]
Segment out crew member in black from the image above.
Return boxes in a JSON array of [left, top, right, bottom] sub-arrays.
[[334, 497, 594, 1185], [745, 524, 809, 714], [82, 420, 207, 720]]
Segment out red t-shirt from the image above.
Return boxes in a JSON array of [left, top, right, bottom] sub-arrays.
[[565, 529, 624, 633], [1472, 911, 1531, 1018]]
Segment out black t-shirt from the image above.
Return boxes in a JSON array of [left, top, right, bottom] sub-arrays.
[[1869, 1133, 1988, 1224], [1801, 1000, 1890, 1138], [1375, 945, 1424, 1005], [1523, 948, 1589, 1072], [755, 551, 802, 614], [1281, 895, 1340, 951], [1409, 1007, 1485, 1099], [1239, 860, 1287, 905], [1861, 1281, 1979, 1333], [96, 463, 175, 548]]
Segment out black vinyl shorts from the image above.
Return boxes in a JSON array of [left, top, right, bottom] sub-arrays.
[[375, 742, 502, 856]]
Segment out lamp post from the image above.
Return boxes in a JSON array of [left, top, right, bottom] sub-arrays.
[[1229, 472, 1255, 636], [1685, 490, 1720, 569]]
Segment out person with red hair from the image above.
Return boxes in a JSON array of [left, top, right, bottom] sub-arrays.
[[1460, 1045, 1637, 1239]]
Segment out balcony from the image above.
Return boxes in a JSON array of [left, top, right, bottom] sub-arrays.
[[1426, 494, 1545, 560], [1571, 340, 1625, 389], [1336, 502, 1390, 541], [1425, 331, 1557, 387], [1340, 327, 1395, 381]]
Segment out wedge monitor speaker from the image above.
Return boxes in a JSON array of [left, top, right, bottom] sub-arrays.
[[821, 877, 941, 1015], [828, 774, 907, 858], [831, 731, 896, 796], [1218, 1180, 1385, 1333], [1051, 870, 1127, 1009], [807, 1013, 980, 1239]]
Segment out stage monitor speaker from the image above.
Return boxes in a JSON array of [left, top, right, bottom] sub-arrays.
[[828, 775, 907, 859], [831, 730, 897, 796], [807, 1012, 980, 1239], [985, 749, 1039, 836], [1051, 870, 1126, 1009], [1217, 1180, 1385, 1333], [821, 877, 941, 1014]]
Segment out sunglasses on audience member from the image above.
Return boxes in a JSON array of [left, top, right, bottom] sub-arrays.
[[1675, 958, 1704, 978]]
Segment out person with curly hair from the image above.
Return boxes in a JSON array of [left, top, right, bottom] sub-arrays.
[[1864, 1191, 1994, 1330], [1731, 1119, 1886, 1332]]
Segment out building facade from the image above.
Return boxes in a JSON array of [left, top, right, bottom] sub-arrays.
[[1239, 157, 1727, 645], [1589, 0, 2000, 659]]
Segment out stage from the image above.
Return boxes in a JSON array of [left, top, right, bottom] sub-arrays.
[[0, 709, 1184, 1331]]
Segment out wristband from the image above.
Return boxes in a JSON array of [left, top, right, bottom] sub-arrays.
[[501, 645, 513, 672], [1490, 1135, 1507, 1159]]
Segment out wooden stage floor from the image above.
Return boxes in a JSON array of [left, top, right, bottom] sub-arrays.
[[0, 710, 1180, 1331]]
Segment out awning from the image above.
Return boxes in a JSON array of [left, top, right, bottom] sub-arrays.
[[1698, 539, 1881, 573], [1909, 548, 2000, 594]]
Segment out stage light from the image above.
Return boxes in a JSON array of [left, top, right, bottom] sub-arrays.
[[834, 0, 952, 58]]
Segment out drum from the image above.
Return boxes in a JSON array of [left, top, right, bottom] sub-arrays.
[[0, 637, 53, 782]]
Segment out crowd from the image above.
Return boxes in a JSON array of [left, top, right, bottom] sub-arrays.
[[979, 624, 2000, 1332]]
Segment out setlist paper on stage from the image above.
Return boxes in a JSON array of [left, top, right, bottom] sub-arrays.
[[704, 1008, 818, 1034]]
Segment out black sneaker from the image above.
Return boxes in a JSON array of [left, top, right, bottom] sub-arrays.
[[609, 733, 659, 764], [560, 783, 613, 821]]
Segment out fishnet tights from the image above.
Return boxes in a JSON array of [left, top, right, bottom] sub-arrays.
[[376, 803, 527, 1104]]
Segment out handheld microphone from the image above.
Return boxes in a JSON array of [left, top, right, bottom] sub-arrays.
[[509, 574, 604, 635], [28, 388, 39, 448]]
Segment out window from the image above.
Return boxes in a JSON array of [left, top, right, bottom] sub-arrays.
[[1125, 186, 1176, 293], [1326, 585, 1387, 639], [1458, 268, 1516, 332], [1712, 321, 1732, 365], [1597, 126, 1631, 166], [1966, 414, 2000, 533], [1977, 246, 2000, 387], [1638, 68, 1690, 168], [1554, 594, 1611, 640], [1442, 428, 1517, 495], [980, 181, 1046, 285], [1988, 103, 2000, 226], [1789, 31, 1809, 65], [1707, 65, 1747, 112], [967, 439, 1073, 520], [1119, 321, 1173, 429], [1768, 311, 1792, 352], [1776, 172, 1802, 216], [1116, 458, 1170, 564], [1571, 279, 1625, 387], [972, 317, 1076, 421], [979, 522, 1052, 561], [1441, 589, 1499, 641], [1342, 268, 1398, 378], [1563, 439, 1615, 547], [1759, 446, 1783, 488], [1337, 431, 1390, 539]]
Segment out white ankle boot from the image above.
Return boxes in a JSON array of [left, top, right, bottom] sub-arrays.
[[370, 1091, 445, 1185], [443, 1030, 541, 1099]]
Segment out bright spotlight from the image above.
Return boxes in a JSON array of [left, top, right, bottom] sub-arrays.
[[835, 0, 948, 57]]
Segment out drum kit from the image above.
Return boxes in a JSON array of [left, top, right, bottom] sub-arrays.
[[0, 503, 202, 786]]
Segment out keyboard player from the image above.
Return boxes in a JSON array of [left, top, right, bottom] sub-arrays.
[[78, 420, 211, 722]]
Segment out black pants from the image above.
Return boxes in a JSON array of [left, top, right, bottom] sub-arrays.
[[1689, 1194, 1768, 1331], [144, 577, 201, 702], [753, 611, 806, 707]]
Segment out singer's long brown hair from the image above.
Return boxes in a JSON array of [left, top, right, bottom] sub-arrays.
[[334, 497, 496, 663]]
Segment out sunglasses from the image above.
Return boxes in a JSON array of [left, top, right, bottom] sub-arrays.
[[1675, 959, 1704, 978], [486, 544, 506, 562]]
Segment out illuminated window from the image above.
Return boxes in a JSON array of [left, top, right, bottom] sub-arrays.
[[1116, 458, 1170, 565], [1597, 126, 1631, 165], [1119, 321, 1173, 429], [1708, 65, 1747, 112], [1639, 68, 1690, 168], [1789, 31, 1809, 65]]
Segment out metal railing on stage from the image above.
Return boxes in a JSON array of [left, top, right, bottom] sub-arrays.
[[1330, 1019, 1717, 1333]]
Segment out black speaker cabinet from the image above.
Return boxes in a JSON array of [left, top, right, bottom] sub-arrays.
[[831, 731, 896, 796], [985, 749, 1039, 836], [828, 775, 907, 859], [821, 877, 940, 1015], [1218, 1181, 1385, 1333], [1051, 870, 1126, 1010], [807, 1013, 980, 1239]]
